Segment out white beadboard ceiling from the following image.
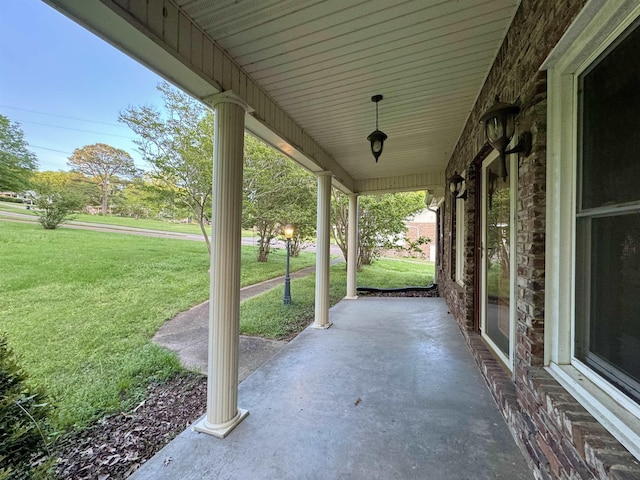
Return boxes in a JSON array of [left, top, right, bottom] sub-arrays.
[[175, 0, 517, 183], [46, 0, 518, 192]]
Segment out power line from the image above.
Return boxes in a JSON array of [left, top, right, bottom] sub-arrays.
[[11, 119, 135, 140], [0, 104, 129, 129], [30, 145, 74, 155]]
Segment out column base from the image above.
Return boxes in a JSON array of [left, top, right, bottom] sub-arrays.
[[193, 408, 249, 438], [312, 322, 333, 330], [344, 295, 358, 300]]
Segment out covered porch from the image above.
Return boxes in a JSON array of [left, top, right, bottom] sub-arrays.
[[131, 297, 530, 479]]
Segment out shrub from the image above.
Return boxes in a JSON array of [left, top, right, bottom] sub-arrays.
[[0, 334, 52, 479], [0, 196, 25, 204], [33, 192, 80, 230]]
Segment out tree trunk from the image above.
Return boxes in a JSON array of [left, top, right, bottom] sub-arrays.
[[101, 187, 108, 215], [198, 218, 211, 256], [257, 242, 270, 262]]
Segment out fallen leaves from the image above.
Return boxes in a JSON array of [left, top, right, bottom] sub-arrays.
[[53, 373, 207, 479]]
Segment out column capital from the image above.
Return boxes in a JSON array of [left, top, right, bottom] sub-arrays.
[[203, 90, 254, 113], [315, 170, 334, 178]]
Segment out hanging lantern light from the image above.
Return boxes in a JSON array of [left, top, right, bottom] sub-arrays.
[[367, 94, 387, 162]]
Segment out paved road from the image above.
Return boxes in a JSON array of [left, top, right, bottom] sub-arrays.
[[0, 210, 343, 254]]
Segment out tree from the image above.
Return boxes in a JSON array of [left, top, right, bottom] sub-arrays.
[[31, 170, 100, 208], [243, 135, 316, 262], [119, 82, 214, 253], [332, 190, 427, 269], [67, 143, 137, 215], [0, 114, 38, 192]]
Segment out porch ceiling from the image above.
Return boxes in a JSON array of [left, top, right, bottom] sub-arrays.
[[45, 0, 518, 194]]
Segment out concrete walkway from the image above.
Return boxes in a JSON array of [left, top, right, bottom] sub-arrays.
[[135, 298, 532, 480], [153, 259, 343, 378]]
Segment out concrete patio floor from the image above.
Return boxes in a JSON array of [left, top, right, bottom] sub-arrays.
[[132, 297, 532, 480]]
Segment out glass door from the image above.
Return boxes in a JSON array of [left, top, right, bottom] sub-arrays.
[[481, 152, 516, 370]]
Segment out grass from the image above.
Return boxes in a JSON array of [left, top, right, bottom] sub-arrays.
[[0, 221, 314, 430], [240, 259, 434, 339], [0, 200, 257, 237]]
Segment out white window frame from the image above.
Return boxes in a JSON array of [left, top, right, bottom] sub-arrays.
[[542, 0, 640, 460]]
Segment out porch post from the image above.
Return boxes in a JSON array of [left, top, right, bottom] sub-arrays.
[[313, 171, 333, 329], [345, 194, 358, 299], [194, 92, 249, 438]]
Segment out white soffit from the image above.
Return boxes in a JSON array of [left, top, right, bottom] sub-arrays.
[[177, 0, 518, 183]]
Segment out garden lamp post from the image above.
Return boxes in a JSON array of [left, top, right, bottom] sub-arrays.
[[283, 224, 294, 304]]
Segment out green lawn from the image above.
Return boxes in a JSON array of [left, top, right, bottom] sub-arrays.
[[0, 221, 314, 430], [0, 200, 257, 237], [240, 259, 434, 338]]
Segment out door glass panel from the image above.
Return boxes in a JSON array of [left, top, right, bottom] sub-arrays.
[[485, 160, 510, 355]]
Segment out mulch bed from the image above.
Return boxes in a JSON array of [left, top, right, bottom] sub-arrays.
[[52, 290, 438, 479], [53, 373, 207, 480], [357, 287, 440, 297]]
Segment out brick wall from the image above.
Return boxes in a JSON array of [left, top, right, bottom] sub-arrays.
[[404, 221, 435, 259], [440, 0, 640, 478]]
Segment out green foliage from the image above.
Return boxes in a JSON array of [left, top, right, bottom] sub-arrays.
[[0, 196, 25, 204], [243, 135, 317, 261], [0, 334, 51, 480], [0, 114, 38, 192], [33, 193, 82, 230], [332, 190, 427, 268], [30, 174, 84, 229], [120, 82, 214, 252], [67, 143, 138, 216], [31, 170, 100, 208]]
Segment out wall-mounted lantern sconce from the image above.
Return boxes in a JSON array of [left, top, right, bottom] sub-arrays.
[[448, 171, 466, 200], [479, 96, 532, 181], [367, 94, 387, 163]]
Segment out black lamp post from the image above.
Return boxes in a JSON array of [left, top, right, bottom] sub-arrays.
[[283, 224, 294, 305]]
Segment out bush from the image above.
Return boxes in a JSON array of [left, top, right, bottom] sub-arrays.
[[33, 193, 80, 230], [0, 196, 25, 204], [0, 334, 52, 479]]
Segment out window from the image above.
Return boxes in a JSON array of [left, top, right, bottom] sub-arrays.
[[575, 22, 640, 403], [450, 173, 466, 285], [455, 194, 465, 285], [543, 0, 640, 460]]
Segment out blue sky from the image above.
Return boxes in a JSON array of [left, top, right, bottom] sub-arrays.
[[0, 0, 166, 171]]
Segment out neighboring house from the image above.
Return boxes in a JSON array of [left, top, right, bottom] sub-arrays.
[[44, 1, 640, 478], [386, 208, 437, 261]]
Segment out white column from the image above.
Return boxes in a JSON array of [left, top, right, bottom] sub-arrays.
[[313, 171, 332, 329], [194, 92, 250, 438], [345, 194, 358, 299]]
